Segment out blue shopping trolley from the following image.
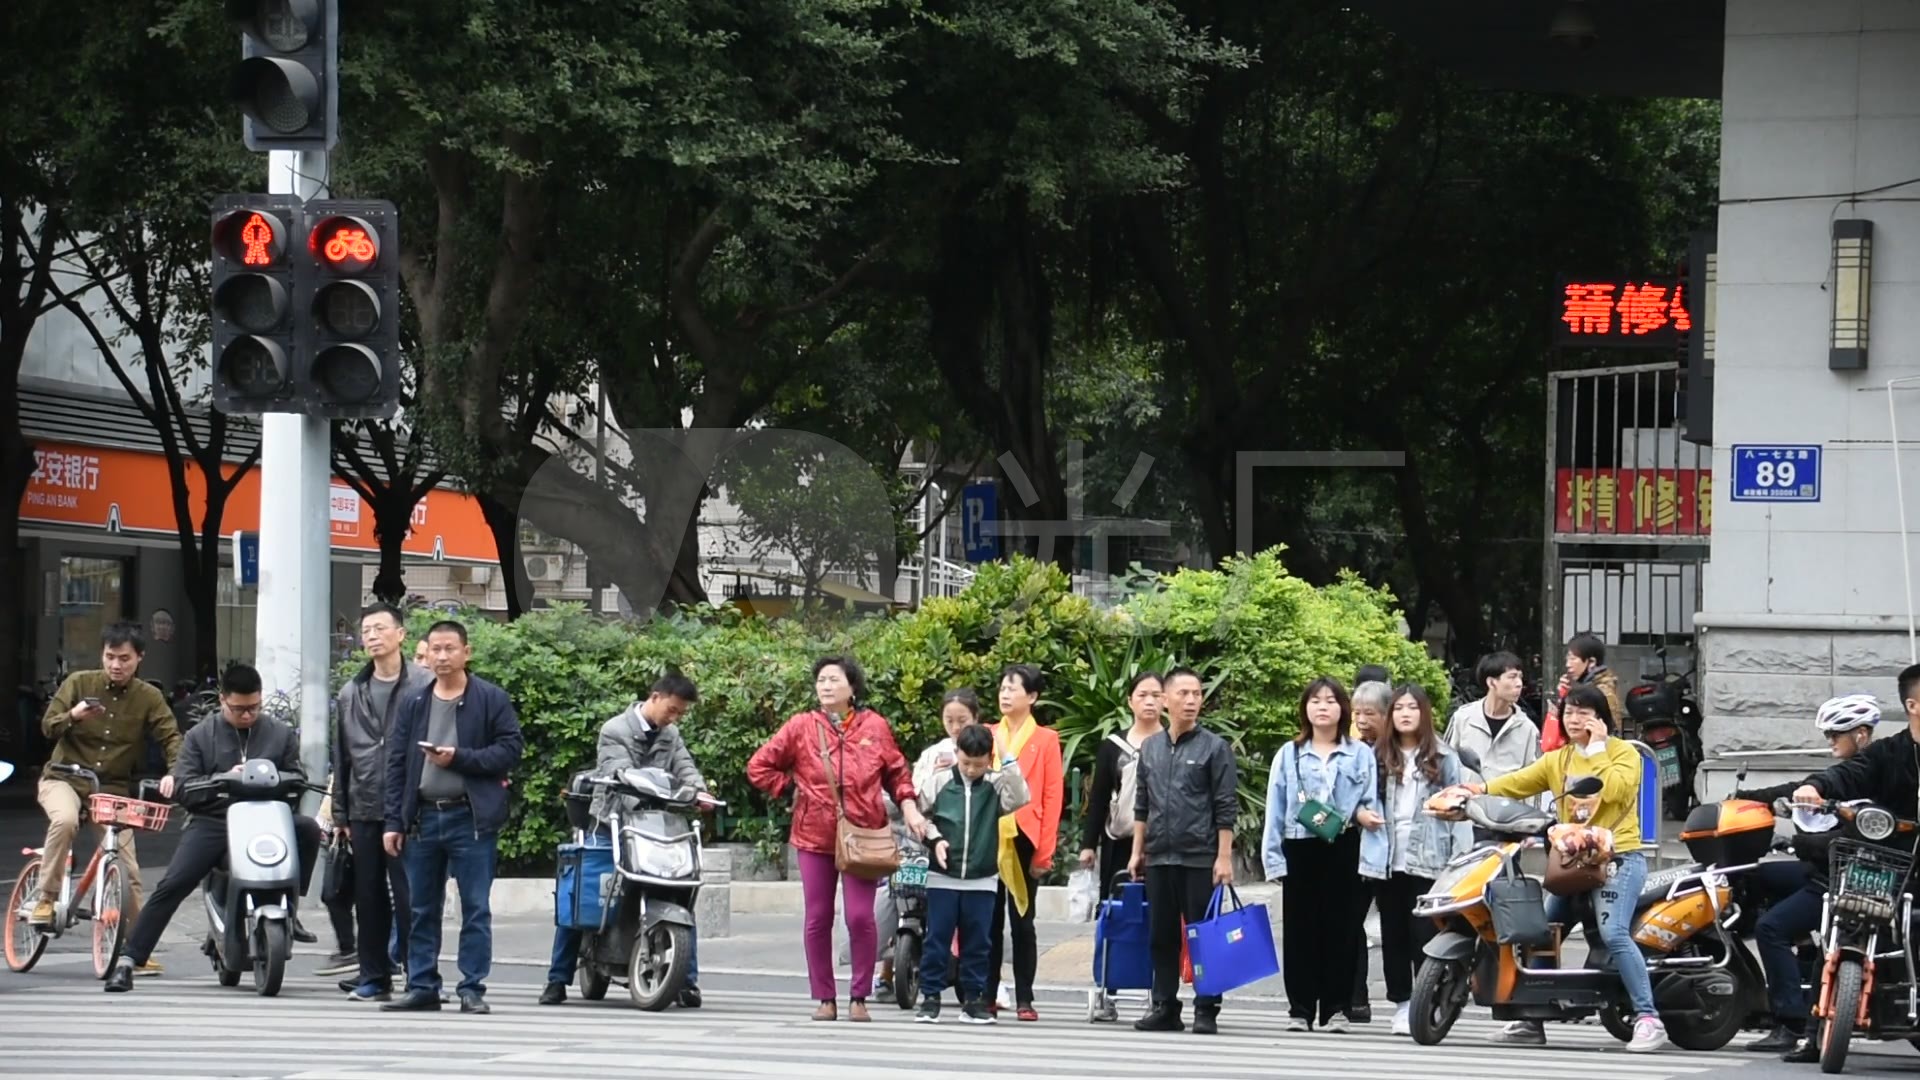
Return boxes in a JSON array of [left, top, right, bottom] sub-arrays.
[[1088, 873, 1153, 1022]]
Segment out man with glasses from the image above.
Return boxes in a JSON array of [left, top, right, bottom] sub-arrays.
[[331, 603, 434, 1001], [105, 664, 324, 992]]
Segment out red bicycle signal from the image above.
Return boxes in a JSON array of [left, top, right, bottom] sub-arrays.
[[308, 215, 379, 273]]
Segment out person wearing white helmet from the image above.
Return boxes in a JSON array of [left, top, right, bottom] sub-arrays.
[[1781, 671, 1920, 1062], [1731, 693, 1883, 1052]]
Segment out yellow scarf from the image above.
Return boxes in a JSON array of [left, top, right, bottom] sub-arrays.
[[995, 715, 1038, 916]]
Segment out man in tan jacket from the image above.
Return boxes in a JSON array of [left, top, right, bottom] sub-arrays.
[[35, 623, 183, 975]]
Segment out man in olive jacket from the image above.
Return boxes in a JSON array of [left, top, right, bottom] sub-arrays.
[[35, 623, 182, 967], [541, 674, 708, 1008]]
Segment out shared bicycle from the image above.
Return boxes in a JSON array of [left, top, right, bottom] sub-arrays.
[[6, 763, 172, 978]]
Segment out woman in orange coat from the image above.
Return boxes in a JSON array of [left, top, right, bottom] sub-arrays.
[[986, 663, 1064, 1020]]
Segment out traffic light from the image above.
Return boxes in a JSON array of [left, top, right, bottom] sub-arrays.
[[294, 199, 400, 419], [227, 0, 338, 152], [211, 194, 301, 415]]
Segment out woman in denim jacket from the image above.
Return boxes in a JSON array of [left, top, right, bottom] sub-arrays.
[[1374, 684, 1475, 1036], [1262, 677, 1385, 1033]]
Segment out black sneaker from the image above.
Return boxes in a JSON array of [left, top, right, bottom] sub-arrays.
[[676, 986, 702, 1010], [539, 982, 567, 1006], [1783, 1036, 1820, 1064], [916, 996, 941, 1024], [290, 917, 318, 945], [1348, 1002, 1372, 1024], [1192, 1011, 1219, 1036], [380, 990, 442, 1012], [959, 1000, 996, 1025], [1133, 1003, 1184, 1032], [314, 950, 358, 977]]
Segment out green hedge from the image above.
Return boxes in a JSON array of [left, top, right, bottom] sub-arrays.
[[340, 550, 1443, 866]]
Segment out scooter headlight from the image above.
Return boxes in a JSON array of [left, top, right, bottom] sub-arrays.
[[247, 834, 288, 866], [1855, 807, 1896, 842], [627, 836, 694, 880]]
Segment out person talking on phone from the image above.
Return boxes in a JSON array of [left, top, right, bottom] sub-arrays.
[[35, 623, 184, 975], [381, 620, 524, 1015]]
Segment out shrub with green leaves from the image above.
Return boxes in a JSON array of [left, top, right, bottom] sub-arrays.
[[332, 549, 1437, 865]]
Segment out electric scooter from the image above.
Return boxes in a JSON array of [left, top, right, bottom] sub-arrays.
[[177, 759, 312, 996]]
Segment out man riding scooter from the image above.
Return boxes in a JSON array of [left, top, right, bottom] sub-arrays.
[[541, 674, 711, 1008], [1783, 667, 1920, 1062], [104, 664, 323, 992], [1731, 693, 1881, 1054]]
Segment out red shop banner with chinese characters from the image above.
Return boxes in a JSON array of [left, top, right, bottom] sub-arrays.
[[1555, 468, 1712, 536], [1553, 278, 1692, 348]]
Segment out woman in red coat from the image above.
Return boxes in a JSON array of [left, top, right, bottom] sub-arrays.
[[747, 655, 926, 1022]]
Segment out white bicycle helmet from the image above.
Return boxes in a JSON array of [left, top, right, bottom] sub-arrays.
[[1815, 693, 1882, 734]]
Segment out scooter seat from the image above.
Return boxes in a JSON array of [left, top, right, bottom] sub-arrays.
[[1636, 863, 1703, 910]]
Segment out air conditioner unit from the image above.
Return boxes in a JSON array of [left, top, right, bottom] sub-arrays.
[[523, 554, 568, 582], [448, 565, 492, 586]]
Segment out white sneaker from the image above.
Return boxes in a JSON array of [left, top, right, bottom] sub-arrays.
[[1286, 1016, 1309, 1032], [1391, 1003, 1411, 1036], [1625, 1016, 1669, 1053], [1324, 1016, 1350, 1034], [1491, 1020, 1546, 1045]]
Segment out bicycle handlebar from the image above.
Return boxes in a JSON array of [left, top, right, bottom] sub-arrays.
[[46, 763, 101, 793]]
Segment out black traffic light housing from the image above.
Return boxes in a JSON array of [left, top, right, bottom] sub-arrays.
[[294, 199, 401, 419], [210, 194, 302, 415], [211, 195, 401, 419], [228, 0, 338, 152]]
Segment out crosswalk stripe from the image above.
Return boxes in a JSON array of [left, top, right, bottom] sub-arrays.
[[0, 982, 1761, 1080]]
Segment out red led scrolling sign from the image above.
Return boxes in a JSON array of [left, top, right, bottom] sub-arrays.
[[1553, 278, 1692, 348]]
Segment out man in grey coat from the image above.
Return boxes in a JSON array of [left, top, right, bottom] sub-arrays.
[[1443, 651, 1542, 807], [541, 674, 707, 1007], [332, 603, 435, 1000]]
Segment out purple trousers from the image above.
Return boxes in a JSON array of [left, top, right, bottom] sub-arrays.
[[798, 849, 881, 1002]]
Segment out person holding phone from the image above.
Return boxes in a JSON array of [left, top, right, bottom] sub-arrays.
[[35, 623, 184, 975], [381, 620, 524, 1016]]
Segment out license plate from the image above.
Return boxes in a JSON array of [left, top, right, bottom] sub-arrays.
[[892, 863, 927, 889], [1845, 863, 1897, 898], [1655, 745, 1680, 786]]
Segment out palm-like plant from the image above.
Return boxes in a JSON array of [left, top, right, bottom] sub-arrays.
[[1044, 637, 1220, 773]]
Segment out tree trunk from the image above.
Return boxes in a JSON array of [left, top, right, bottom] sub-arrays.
[[369, 492, 412, 604], [0, 402, 32, 710], [475, 488, 529, 619]]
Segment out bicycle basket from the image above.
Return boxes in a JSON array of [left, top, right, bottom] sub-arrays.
[[87, 794, 173, 833], [1829, 838, 1914, 921]]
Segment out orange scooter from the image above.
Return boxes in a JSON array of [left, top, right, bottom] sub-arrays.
[[1407, 778, 1772, 1050]]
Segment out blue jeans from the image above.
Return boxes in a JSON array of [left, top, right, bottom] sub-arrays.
[[1545, 849, 1655, 1018], [547, 924, 699, 987], [919, 888, 990, 1004], [403, 805, 498, 996], [1754, 864, 1818, 1026]]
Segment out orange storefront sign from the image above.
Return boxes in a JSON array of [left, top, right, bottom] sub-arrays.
[[20, 441, 498, 563]]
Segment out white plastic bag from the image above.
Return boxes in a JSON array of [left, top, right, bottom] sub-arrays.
[[1067, 868, 1099, 923]]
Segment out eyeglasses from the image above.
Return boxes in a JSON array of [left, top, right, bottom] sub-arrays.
[[226, 703, 262, 716]]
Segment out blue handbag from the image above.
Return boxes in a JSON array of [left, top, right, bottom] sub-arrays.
[[1184, 884, 1279, 997]]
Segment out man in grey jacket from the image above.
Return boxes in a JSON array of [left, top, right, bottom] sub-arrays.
[[541, 674, 707, 1007], [1443, 651, 1542, 806], [332, 603, 434, 1001]]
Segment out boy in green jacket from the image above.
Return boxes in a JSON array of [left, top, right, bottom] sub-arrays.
[[915, 722, 1029, 1024]]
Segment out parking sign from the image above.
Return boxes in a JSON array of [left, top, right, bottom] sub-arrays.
[[961, 483, 999, 563]]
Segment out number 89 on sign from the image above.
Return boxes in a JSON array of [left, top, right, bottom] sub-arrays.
[[1731, 444, 1822, 503]]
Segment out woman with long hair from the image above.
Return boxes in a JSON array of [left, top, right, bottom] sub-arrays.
[[1261, 677, 1385, 1032], [747, 655, 926, 1022], [1374, 683, 1473, 1036]]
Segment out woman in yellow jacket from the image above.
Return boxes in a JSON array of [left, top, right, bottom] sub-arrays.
[[1459, 684, 1665, 1054]]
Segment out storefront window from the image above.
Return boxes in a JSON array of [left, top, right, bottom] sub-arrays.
[[57, 556, 130, 674]]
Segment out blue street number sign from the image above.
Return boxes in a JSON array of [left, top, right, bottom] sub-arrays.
[[236, 531, 260, 587], [961, 482, 999, 563], [1730, 444, 1821, 503]]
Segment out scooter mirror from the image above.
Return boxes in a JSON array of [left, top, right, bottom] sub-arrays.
[[0, 761, 13, 785], [1566, 775, 1604, 798]]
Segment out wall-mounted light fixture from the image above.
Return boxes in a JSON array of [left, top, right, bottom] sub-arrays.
[[1830, 218, 1873, 370]]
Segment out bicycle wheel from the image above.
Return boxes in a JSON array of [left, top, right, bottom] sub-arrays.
[[6, 860, 51, 973], [92, 857, 129, 979]]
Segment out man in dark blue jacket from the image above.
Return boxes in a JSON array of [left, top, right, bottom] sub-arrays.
[[380, 620, 524, 1015]]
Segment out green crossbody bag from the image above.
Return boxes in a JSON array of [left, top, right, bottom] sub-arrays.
[[1291, 745, 1348, 842]]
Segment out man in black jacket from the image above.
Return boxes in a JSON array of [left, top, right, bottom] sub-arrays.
[[381, 620, 524, 1015], [105, 664, 322, 993], [1128, 667, 1238, 1035], [331, 602, 434, 1001]]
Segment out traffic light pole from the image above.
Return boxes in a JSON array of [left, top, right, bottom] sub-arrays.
[[257, 147, 335, 818]]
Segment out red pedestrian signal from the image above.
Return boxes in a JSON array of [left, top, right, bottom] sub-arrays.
[[210, 197, 300, 415]]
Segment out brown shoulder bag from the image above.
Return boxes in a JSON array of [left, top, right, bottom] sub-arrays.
[[817, 718, 900, 880]]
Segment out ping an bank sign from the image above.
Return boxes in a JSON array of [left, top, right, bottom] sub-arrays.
[[1553, 278, 1693, 348]]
